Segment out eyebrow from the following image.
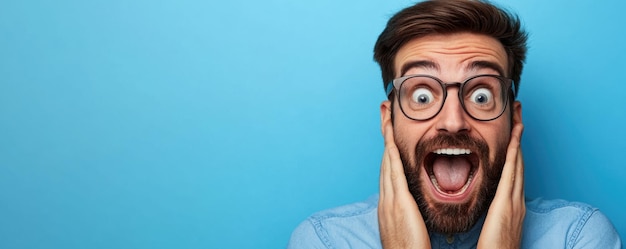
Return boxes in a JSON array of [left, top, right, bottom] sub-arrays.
[[400, 60, 439, 77], [399, 60, 506, 78], [467, 60, 506, 77]]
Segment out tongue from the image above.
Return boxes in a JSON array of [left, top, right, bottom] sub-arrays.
[[432, 156, 471, 192]]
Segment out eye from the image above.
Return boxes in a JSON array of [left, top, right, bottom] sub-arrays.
[[469, 88, 493, 105], [411, 88, 434, 105]]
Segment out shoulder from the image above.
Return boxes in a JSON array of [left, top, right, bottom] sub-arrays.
[[287, 195, 381, 249], [523, 198, 622, 249]]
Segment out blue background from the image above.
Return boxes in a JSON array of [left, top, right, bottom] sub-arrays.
[[1, 0, 624, 248]]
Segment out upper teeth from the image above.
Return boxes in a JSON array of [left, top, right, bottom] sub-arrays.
[[434, 148, 471, 155]]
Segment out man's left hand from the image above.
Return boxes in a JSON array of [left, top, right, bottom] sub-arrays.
[[477, 123, 525, 249]]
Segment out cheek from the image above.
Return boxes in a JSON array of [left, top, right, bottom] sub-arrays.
[[393, 129, 414, 158], [392, 124, 426, 162], [485, 125, 511, 162]]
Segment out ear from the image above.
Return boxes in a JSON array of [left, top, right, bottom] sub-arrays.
[[512, 100, 522, 126], [380, 100, 392, 136]]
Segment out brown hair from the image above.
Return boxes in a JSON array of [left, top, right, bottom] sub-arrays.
[[374, 0, 528, 99]]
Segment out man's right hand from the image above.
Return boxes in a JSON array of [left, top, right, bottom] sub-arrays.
[[378, 118, 431, 249]]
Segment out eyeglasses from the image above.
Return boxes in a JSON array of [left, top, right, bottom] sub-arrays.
[[386, 74, 515, 121]]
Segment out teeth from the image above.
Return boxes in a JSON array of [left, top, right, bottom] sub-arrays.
[[434, 148, 471, 155]]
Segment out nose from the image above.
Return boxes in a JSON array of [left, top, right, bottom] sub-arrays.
[[435, 89, 470, 133]]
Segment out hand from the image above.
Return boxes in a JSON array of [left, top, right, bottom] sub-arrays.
[[477, 123, 525, 249], [378, 120, 431, 249]]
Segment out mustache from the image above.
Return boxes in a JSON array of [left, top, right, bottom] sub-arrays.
[[415, 132, 489, 157]]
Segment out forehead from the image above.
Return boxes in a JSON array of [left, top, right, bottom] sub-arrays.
[[393, 32, 508, 78]]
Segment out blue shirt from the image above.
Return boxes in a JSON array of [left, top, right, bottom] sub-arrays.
[[288, 195, 621, 249]]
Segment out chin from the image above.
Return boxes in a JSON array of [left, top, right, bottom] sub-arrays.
[[414, 168, 490, 234]]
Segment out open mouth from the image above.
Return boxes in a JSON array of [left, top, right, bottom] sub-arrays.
[[424, 148, 480, 199]]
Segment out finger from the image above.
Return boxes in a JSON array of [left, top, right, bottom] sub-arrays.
[[383, 117, 394, 147], [380, 121, 399, 222], [514, 146, 526, 225], [510, 122, 524, 147], [496, 123, 524, 197], [388, 141, 410, 194], [379, 149, 386, 202], [381, 147, 393, 199], [380, 118, 395, 201], [514, 147, 525, 200], [511, 124, 524, 198]]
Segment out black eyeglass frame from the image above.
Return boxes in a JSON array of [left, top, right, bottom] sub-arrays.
[[385, 74, 516, 122]]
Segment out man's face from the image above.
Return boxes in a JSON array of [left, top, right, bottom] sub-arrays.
[[380, 32, 522, 233]]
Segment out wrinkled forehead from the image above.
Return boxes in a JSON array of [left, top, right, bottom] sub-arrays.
[[393, 33, 509, 79]]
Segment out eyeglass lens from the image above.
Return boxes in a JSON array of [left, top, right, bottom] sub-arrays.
[[398, 75, 507, 120]]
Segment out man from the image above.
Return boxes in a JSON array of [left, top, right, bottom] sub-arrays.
[[288, 0, 621, 248]]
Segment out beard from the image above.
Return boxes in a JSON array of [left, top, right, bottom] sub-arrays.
[[397, 132, 507, 234]]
